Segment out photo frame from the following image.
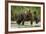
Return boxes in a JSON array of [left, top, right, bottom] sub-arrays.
[[5, 0, 45, 34]]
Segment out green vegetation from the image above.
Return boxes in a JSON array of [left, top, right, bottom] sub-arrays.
[[11, 6, 41, 21]]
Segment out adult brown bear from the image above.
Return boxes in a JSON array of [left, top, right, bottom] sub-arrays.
[[16, 10, 33, 25]]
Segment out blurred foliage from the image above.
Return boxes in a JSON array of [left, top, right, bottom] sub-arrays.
[[11, 6, 41, 21]]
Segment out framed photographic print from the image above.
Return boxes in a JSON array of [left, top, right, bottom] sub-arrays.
[[5, 0, 45, 34]]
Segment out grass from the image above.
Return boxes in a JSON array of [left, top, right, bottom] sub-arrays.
[[11, 21, 41, 28]]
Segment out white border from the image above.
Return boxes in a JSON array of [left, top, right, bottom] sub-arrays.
[[8, 3, 43, 32]]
